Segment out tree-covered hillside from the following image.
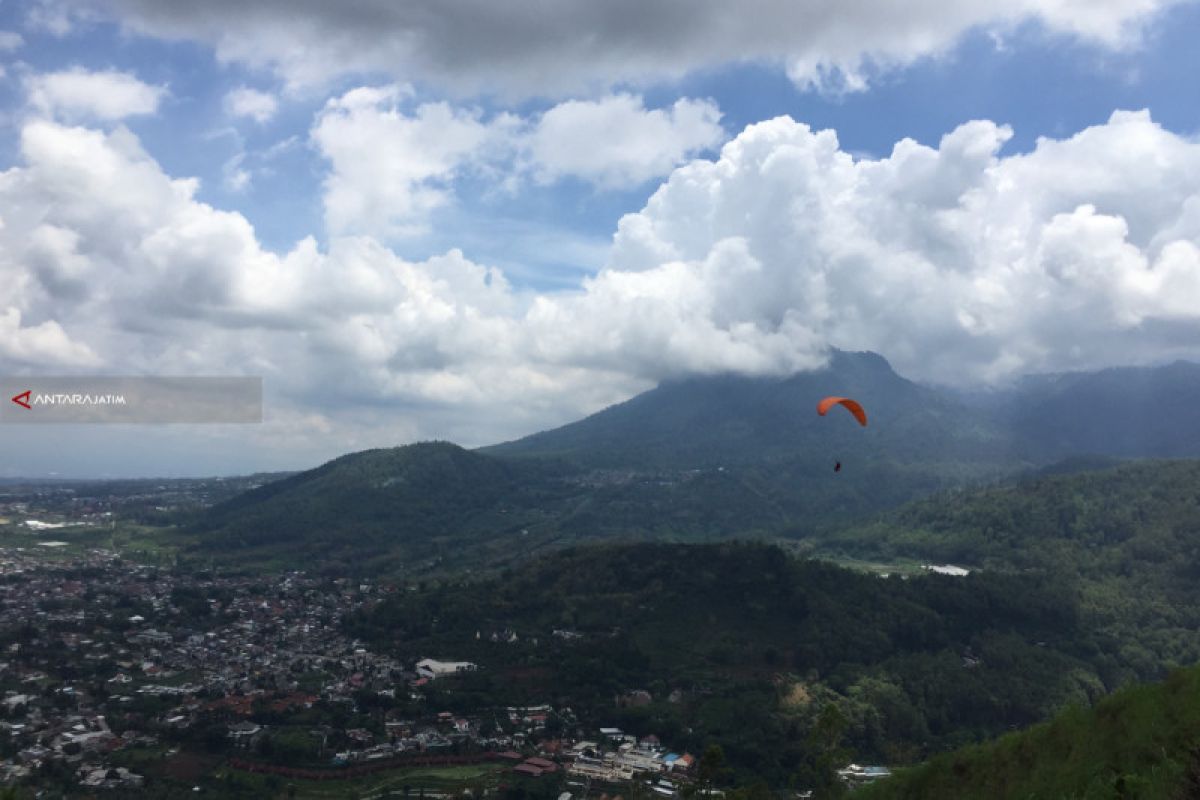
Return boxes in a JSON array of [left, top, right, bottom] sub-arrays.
[[858, 664, 1200, 799], [183, 439, 1001, 575], [184, 441, 830, 574], [822, 460, 1200, 686], [349, 542, 1136, 787], [186, 442, 564, 572]]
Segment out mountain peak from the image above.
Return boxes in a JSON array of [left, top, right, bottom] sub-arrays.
[[826, 348, 895, 373], [483, 350, 975, 469]]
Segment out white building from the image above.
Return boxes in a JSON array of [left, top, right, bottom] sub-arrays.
[[922, 564, 971, 577], [837, 763, 892, 787], [415, 658, 477, 679]]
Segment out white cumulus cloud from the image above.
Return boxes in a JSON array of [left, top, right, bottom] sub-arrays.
[[310, 87, 723, 238], [3, 109, 1200, 462], [528, 94, 724, 188], [26, 68, 166, 121], [606, 109, 1200, 384], [0, 308, 99, 367], [224, 86, 278, 123], [0, 117, 625, 451], [311, 86, 516, 238]]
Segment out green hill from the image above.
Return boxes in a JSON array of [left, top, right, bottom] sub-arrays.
[[857, 664, 1200, 799], [349, 541, 1099, 786], [187, 442, 546, 572], [184, 442, 808, 573], [821, 460, 1200, 686]]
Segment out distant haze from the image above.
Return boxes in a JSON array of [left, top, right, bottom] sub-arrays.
[[8, 353, 1200, 479]]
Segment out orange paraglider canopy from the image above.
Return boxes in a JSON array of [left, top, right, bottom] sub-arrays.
[[817, 396, 868, 427]]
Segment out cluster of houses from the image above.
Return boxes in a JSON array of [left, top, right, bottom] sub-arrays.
[[554, 730, 695, 785], [0, 550, 415, 787], [0, 548, 707, 794]]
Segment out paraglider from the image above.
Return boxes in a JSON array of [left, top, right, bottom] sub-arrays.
[[818, 396, 867, 473], [816, 396, 868, 426]]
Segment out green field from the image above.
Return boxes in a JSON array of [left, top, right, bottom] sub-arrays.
[[0, 520, 186, 564]]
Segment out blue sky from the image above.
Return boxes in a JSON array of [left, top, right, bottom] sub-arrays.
[[6, 2, 1199, 274], [2, 0, 1200, 476]]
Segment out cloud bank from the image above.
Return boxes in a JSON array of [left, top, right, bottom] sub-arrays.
[[311, 88, 723, 237], [608, 110, 1200, 383], [2, 105, 1199, 448]]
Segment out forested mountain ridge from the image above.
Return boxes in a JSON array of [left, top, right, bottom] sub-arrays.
[[184, 440, 820, 573], [184, 352, 1013, 571], [826, 459, 1200, 577], [483, 349, 1014, 467], [487, 353, 1200, 467], [1001, 360, 1200, 459], [186, 355, 1200, 574]]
